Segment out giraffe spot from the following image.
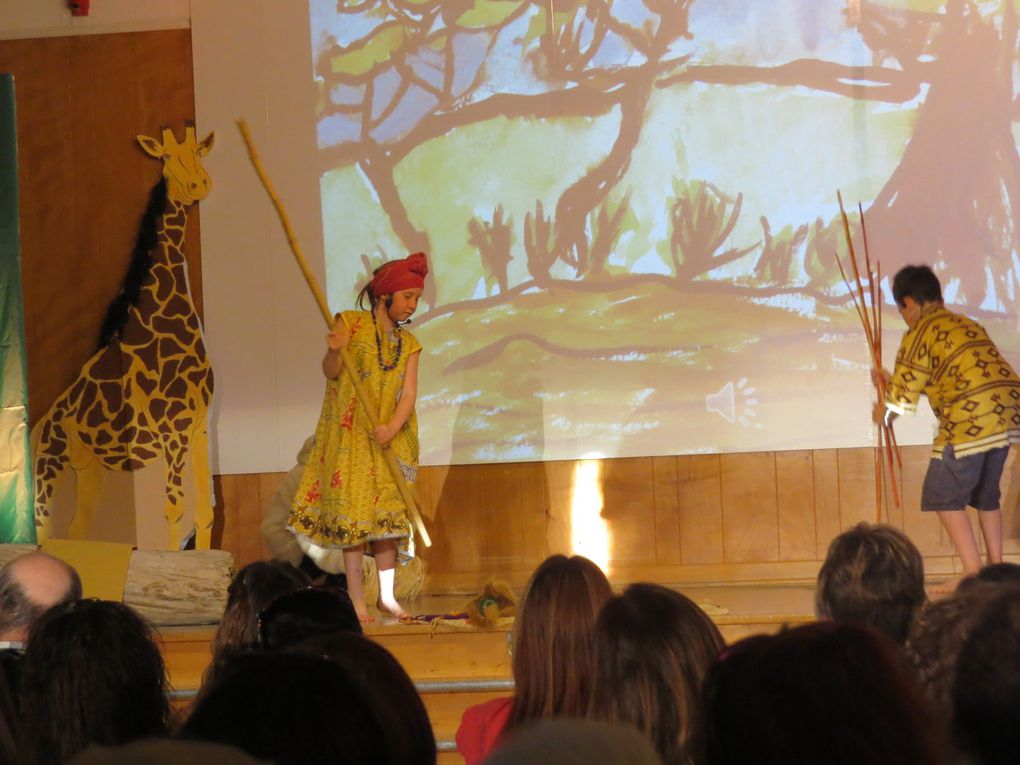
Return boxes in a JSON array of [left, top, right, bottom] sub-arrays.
[[127, 459, 146, 471], [160, 357, 182, 389], [99, 382, 123, 414], [148, 397, 167, 422], [179, 355, 198, 374], [118, 427, 137, 444], [155, 316, 190, 339], [153, 265, 174, 302], [156, 338, 186, 365], [41, 420, 52, 442], [165, 400, 186, 421], [132, 448, 159, 462], [135, 371, 158, 396], [136, 430, 154, 445], [122, 317, 149, 347], [187, 369, 211, 388], [68, 376, 88, 403], [138, 286, 161, 318], [85, 402, 106, 429], [166, 378, 188, 400], [92, 346, 129, 381], [163, 294, 192, 319], [111, 407, 133, 431], [135, 339, 160, 373]]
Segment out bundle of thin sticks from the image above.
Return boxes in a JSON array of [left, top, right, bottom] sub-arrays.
[[834, 191, 902, 518]]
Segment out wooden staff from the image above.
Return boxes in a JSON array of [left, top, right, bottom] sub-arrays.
[[236, 118, 431, 547], [835, 192, 902, 516]]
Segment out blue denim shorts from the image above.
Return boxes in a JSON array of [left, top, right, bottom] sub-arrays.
[[920, 445, 1009, 512]]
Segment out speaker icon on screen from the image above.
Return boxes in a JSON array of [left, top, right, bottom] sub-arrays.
[[706, 378, 757, 427]]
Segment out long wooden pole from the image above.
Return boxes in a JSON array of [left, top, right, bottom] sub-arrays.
[[236, 119, 431, 547]]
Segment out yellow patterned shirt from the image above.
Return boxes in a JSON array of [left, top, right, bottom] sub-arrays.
[[885, 304, 1020, 458]]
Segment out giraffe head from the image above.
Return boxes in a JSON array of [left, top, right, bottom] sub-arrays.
[[137, 127, 215, 205]]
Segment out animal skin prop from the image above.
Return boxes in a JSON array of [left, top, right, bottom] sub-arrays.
[[465, 579, 518, 628], [31, 127, 216, 550]]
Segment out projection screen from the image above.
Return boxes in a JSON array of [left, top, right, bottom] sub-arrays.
[[194, 0, 1020, 472]]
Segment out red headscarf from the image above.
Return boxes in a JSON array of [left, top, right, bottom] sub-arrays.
[[370, 252, 428, 297]]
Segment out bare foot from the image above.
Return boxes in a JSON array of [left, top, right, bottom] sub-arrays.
[[377, 598, 409, 620], [355, 608, 375, 624]]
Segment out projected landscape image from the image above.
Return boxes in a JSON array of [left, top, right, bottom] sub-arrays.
[[309, 0, 1020, 464]]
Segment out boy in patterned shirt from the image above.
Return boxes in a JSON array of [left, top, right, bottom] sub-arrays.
[[873, 265, 1020, 576]]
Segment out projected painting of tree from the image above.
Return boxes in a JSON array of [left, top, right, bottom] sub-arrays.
[[311, 0, 1020, 465]]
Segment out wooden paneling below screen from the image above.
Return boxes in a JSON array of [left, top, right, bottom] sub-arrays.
[[213, 445, 1020, 591]]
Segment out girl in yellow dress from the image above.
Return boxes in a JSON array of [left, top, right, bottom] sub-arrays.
[[289, 252, 427, 622]]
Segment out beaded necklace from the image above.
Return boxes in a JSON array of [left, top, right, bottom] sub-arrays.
[[371, 310, 402, 371]]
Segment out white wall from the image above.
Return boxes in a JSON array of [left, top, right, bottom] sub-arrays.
[[0, 0, 189, 40]]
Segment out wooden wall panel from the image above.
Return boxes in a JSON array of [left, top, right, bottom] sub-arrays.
[[602, 458, 657, 567], [837, 449, 876, 529], [651, 456, 682, 564], [812, 449, 841, 556], [720, 452, 778, 563], [676, 455, 724, 565], [1, 30, 199, 426], [776, 450, 816, 561], [214, 445, 1020, 591]]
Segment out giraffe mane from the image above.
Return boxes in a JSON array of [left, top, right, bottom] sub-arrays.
[[98, 177, 168, 349]]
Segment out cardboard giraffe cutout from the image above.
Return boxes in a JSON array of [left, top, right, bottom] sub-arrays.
[[31, 127, 216, 550]]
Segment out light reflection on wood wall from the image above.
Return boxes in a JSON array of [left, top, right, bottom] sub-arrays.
[[216, 444, 1020, 592]]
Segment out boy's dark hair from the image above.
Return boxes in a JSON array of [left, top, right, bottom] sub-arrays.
[[815, 522, 926, 644], [892, 265, 943, 307]]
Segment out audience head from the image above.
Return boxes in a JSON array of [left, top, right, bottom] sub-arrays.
[[815, 522, 926, 644], [699, 622, 947, 765], [958, 561, 1020, 590], [257, 585, 361, 649], [289, 631, 435, 764], [0, 551, 82, 642], [508, 554, 613, 730], [182, 651, 386, 765], [20, 599, 171, 764], [211, 561, 309, 656], [69, 738, 265, 765], [951, 584, 1020, 765], [906, 578, 1004, 721], [589, 584, 723, 765], [482, 719, 663, 765]]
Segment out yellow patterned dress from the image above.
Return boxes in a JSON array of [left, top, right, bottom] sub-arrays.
[[288, 310, 420, 550]]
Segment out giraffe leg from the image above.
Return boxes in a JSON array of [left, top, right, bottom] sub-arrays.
[[163, 443, 186, 550], [69, 457, 104, 540], [190, 424, 215, 550]]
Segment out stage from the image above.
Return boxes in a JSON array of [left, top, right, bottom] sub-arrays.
[[160, 584, 818, 762]]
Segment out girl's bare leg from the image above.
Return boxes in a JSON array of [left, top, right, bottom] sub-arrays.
[[343, 546, 373, 623], [371, 538, 407, 618]]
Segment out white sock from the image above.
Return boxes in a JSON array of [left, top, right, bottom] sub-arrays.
[[378, 567, 399, 607]]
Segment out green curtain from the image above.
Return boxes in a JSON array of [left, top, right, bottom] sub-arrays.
[[0, 74, 35, 543]]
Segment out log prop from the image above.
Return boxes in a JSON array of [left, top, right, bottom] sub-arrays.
[[0, 545, 233, 626], [235, 119, 431, 547]]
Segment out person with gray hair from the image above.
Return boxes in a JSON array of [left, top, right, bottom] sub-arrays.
[[0, 551, 83, 648]]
